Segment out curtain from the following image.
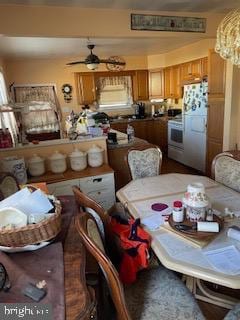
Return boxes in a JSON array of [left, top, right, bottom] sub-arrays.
[[0, 72, 18, 144], [0, 72, 8, 105], [13, 85, 61, 133], [96, 76, 133, 107]]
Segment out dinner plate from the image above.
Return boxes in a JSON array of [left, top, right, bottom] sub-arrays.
[[168, 214, 223, 239], [0, 241, 50, 253]]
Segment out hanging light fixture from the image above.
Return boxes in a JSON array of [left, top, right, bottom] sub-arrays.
[[215, 9, 240, 66]]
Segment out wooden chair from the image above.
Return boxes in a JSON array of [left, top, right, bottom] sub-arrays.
[[0, 172, 20, 199], [211, 152, 240, 192], [125, 144, 162, 180], [74, 191, 205, 320]]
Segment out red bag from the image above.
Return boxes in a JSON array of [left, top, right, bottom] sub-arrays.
[[110, 216, 151, 284]]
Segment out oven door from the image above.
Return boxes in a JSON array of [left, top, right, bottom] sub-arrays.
[[168, 122, 183, 149]]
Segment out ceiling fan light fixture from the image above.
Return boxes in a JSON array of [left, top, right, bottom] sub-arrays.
[[86, 63, 99, 70]]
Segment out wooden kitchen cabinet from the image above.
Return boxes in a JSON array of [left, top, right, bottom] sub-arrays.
[[180, 58, 203, 83], [201, 57, 208, 77], [110, 122, 128, 134], [76, 73, 96, 105], [208, 50, 226, 98], [164, 65, 181, 99], [131, 120, 147, 140], [147, 119, 168, 154], [149, 68, 164, 99], [133, 70, 149, 101], [164, 67, 171, 98], [206, 49, 226, 175], [171, 65, 181, 98]]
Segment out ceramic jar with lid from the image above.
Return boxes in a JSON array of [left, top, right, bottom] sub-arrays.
[[69, 148, 87, 171], [49, 151, 67, 174], [183, 182, 209, 221], [87, 144, 104, 167], [28, 154, 45, 177]]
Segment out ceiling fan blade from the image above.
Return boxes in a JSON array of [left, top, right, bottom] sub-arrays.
[[99, 59, 126, 65], [66, 61, 86, 65]]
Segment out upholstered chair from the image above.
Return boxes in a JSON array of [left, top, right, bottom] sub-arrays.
[[211, 152, 240, 192], [126, 145, 162, 180], [0, 172, 20, 199], [73, 187, 205, 320]]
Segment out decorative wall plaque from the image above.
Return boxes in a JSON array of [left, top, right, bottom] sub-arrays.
[[131, 14, 206, 33]]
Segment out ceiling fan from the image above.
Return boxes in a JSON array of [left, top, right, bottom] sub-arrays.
[[66, 44, 126, 70]]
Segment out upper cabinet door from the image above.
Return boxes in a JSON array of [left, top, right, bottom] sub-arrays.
[[191, 59, 202, 77], [76, 73, 96, 105], [201, 57, 208, 78], [133, 70, 149, 101], [149, 68, 164, 99], [180, 62, 191, 80], [170, 65, 181, 98], [164, 67, 171, 98], [208, 49, 226, 98], [180, 59, 202, 83]]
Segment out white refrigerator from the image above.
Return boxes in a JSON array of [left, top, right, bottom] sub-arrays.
[[183, 82, 208, 172]]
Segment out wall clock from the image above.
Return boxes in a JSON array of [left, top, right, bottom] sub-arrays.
[[61, 84, 73, 102], [106, 56, 126, 71]]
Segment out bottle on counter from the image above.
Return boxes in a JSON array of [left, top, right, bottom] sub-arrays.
[[172, 200, 184, 223], [127, 124, 134, 143]]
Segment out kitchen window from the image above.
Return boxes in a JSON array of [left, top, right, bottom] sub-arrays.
[[96, 76, 133, 110]]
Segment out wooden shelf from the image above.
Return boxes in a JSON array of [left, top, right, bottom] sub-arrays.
[[28, 164, 114, 184]]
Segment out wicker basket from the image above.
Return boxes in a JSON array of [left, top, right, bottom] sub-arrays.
[[0, 202, 62, 247]]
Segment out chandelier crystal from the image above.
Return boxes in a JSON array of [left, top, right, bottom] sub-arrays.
[[215, 9, 240, 66]]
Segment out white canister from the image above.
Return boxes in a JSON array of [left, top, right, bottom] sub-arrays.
[[2, 156, 27, 184], [87, 144, 104, 168], [28, 154, 45, 177], [69, 148, 87, 171], [49, 151, 67, 174]]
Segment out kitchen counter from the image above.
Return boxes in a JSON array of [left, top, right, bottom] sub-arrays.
[[107, 129, 148, 149], [109, 115, 170, 124]]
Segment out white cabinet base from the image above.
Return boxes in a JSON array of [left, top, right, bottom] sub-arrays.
[[47, 173, 115, 210]]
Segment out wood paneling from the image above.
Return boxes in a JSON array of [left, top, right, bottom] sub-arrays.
[[149, 68, 164, 99]]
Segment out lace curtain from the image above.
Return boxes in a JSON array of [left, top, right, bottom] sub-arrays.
[[96, 76, 133, 107], [14, 85, 62, 133], [0, 72, 18, 143]]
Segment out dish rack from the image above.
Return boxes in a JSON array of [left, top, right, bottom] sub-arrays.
[[0, 200, 62, 247]]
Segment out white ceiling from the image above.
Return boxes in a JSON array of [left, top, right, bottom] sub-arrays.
[[0, 0, 239, 59], [0, 0, 239, 13], [0, 36, 206, 59]]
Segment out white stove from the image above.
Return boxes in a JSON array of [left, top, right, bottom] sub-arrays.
[[168, 117, 184, 162]]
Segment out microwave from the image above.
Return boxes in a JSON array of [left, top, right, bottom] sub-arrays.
[[168, 109, 182, 117]]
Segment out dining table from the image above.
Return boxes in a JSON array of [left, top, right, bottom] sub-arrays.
[[116, 173, 240, 309], [0, 195, 96, 320]]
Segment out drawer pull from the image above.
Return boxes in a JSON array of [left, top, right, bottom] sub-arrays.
[[93, 178, 102, 183]]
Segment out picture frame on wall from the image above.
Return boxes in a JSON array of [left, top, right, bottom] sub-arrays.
[[131, 14, 206, 33]]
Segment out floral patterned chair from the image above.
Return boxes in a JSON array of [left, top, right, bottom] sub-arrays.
[[126, 145, 162, 181], [0, 172, 20, 199], [211, 152, 240, 192]]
